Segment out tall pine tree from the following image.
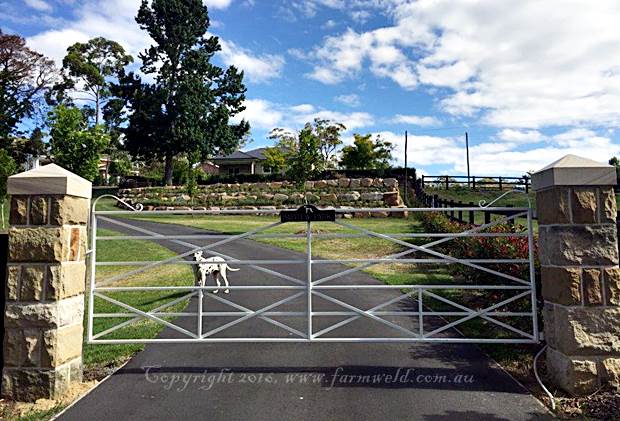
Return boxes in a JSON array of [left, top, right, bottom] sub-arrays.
[[121, 0, 249, 185]]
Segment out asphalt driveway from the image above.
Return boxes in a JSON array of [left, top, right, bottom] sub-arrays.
[[59, 216, 552, 421]]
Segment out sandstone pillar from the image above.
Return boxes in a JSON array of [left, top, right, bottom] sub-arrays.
[[2, 164, 90, 401], [533, 154, 620, 395]]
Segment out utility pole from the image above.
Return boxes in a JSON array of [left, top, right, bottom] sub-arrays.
[[404, 130, 408, 204], [465, 131, 471, 188]]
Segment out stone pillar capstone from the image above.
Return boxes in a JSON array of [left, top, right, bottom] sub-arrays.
[[2, 164, 90, 401], [532, 154, 620, 395]]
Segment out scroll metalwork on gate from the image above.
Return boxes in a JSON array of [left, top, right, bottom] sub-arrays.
[[87, 198, 539, 344]]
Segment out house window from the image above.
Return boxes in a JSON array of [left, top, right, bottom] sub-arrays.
[[228, 168, 241, 175], [263, 166, 271, 174]]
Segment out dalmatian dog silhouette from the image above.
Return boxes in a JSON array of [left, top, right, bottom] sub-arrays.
[[192, 251, 240, 294]]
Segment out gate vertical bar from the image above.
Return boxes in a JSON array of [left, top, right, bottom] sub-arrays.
[[527, 208, 539, 341], [87, 208, 97, 342], [198, 289, 203, 338], [418, 288, 424, 337], [306, 220, 313, 340]]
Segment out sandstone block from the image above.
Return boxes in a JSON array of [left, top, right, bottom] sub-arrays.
[[320, 194, 337, 203], [604, 267, 620, 306], [314, 180, 327, 189], [29, 196, 49, 225], [360, 178, 373, 187], [46, 263, 86, 300], [9, 227, 64, 262], [349, 178, 361, 188], [571, 188, 597, 223], [9, 196, 28, 225], [541, 266, 581, 305], [372, 178, 383, 187], [2, 366, 72, 401], [20, 266, 45, 301], [546, 347, 599, 395], [582, 269, 603, 306], [41, 324, 83, 367], [6, 266, 20, 301], [326, 179, 338, 187], [5, 302, 59, 328], [3, 329, 22, 367], [554, 306, 620, 355], [21, 328, 41, 367], [383, 178, 398, 188], [338, 178, 350, 188], [304, 181, 314, 189], [602, 358, 620, 390], [50, 196, 89, 225], [273, 193, 288, 202], [600, 187, 617, 224], [383, 191, 401, 206], [371, 211, 389, 218], [361, 192, 383, 201], [536, 187, 570, 224], [538, 225, 618, 266]]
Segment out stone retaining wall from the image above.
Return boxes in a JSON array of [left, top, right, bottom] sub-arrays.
[[117, 177, 405, 216]]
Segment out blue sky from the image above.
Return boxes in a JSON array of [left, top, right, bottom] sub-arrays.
[[2, 0, 620, 176]]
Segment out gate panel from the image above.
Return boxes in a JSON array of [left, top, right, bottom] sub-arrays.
[[87, 198, 538, 344]]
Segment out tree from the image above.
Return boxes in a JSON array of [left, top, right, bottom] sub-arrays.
[[119, 0, 250, 185], [0, 30, 56, 146], [48, 105, 110, 181], [268, 124, 323, 184], [0, 149, 17, 229], [263, 147, 286, 174], [339, 133, 394, 170], [610, 157, 620, 183], [50, 37, 133, 126], [313, 118, 345, 167]]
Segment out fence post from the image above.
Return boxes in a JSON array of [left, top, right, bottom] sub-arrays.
[[499, 176, 503, 191], [532, 155, 620, 395], [457, 201, 463, 223], [2, 164, 91, 401], [525, 177, 530, 193], [445, 176, 449, 190], [484, 211, 491, 224], [433, 194, 438, 208], [468, 202, 475, 224], [472, 176, 476, 191]]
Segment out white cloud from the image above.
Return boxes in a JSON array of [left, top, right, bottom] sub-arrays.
[[381, 127, 620, 175], [27, 0, 151, 64], [24, 0, 52, 12], [334, 94, 361, 107], [391, 114, 441, 127], [234, 98, 376, 134], [204, 0, 233, 9], [497, 129, 546, 143], [290, 104, 316, 113], [305, 0, 620, 128], [233, 99, 285, 130], [219, 39, 285, 83]]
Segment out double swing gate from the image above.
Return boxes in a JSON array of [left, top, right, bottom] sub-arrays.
[[87, 198, 539, 344]]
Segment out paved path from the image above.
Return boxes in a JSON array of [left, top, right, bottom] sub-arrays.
[[60, 217, 551, 421]]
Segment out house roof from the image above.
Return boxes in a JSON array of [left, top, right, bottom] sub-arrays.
[[213, 147, 273, 161]]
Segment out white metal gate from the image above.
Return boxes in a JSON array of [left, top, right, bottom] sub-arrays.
[[87, 198, 538, 344]]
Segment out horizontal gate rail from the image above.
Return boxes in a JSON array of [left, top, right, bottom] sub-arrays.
[[87, 197, 538, 345]]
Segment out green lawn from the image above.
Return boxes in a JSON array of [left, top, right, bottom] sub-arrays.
[[83, 228, 194, 370], [130, 212, 455, 285]]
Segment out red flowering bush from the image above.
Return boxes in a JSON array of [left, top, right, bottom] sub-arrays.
[[418, 211, 538, 283]]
